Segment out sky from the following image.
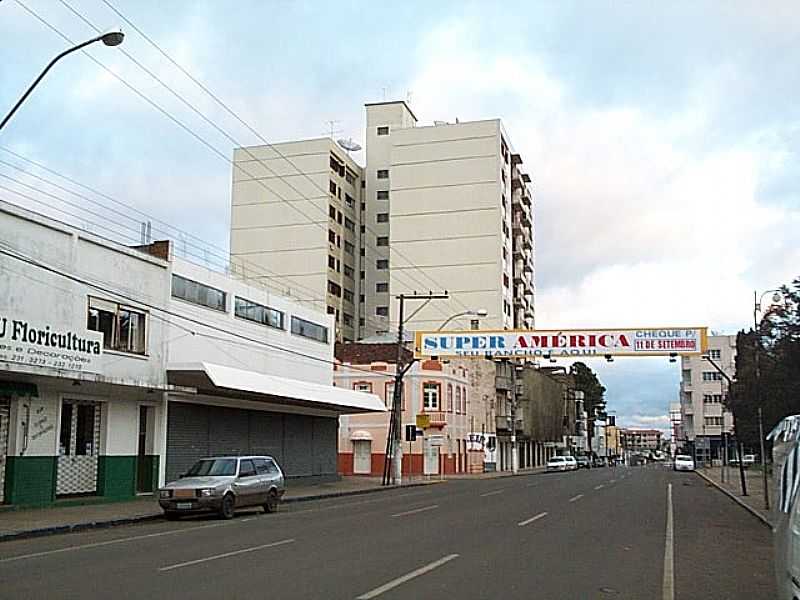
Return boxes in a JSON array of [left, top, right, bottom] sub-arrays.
[[1, 0, 799, 433]]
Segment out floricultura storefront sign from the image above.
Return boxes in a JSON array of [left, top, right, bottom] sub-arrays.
[[0, 315, 104, 374]]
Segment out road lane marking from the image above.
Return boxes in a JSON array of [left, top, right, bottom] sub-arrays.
[[356, 554, 459, 599], [517, 512, 548, 527], [285, 490, 434, 516], [392, 504, 438, 517], [662, 483, 675, 600], [158, 538, 295, 572], [609, 479, 617, 484], [569, 494, 584, 503], [0, 521, 231, 564], [479, 489, 504, 497], [594, 484, 605, 490]]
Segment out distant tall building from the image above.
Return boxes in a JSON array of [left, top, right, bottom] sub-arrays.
[[669, 402, 682, 455], [230, 101, 536, 340], [678, 334, 736, 461]]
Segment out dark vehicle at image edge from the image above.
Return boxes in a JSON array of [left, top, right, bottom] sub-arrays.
[[576, 456, 592, 469], [158, 456, 286, 520]]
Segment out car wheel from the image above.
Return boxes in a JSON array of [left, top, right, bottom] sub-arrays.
[[164, 511, 180, 521], [220, 493, 236, 520], [264, 490, 280, 514]]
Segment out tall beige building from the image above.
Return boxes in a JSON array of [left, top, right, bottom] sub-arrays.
[[364, 101, 535, 334], [230, 138, 364, 341], [679, 334, 736, 462], [230, 101, 535, 341]]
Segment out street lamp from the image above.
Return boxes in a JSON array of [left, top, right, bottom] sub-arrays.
[[436, 309, 488, 331], [753, 288, 783, 510], [1, 31, 124, 131]]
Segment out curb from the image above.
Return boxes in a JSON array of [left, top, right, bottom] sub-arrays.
[[0, 480, 444, 544], [695, 470, 773, 530]]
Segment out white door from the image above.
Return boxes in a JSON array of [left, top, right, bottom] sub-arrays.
[[423, 438, 439, 475], [0, 400, 9, 503], [353, 440, 372, 474]]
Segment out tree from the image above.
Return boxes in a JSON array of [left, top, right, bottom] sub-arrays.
[[730, 276, 800, 449], [569, 362, 607, 455]]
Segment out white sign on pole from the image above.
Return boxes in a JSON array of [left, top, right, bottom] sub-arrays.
[[415, 327, 708, 359]]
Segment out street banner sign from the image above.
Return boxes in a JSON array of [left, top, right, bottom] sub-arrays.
[[414, 327, 708, 360]]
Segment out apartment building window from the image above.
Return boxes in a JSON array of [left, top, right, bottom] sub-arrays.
[[377, 190, 389, 200], [234, 297, 284, 330], [455, 387, 462, 414], [343, 313, 354, 327], [377, 236, 389, 247], [87, 298, 147, 354], [377, 213, 389, 223], [353, 382, 372, 393], [377, 126, 389, 136], [344, 265, 354, 280], [376, 306, 389, 317], [502, 247, 507, 260], [327, 281, 342, 298], [336, 234, 341, 248], [376, 259, 389, 270], [361, 202, 366, 212], [329, 180, 337, 195], [359, 317, 365, 327], [291, 316, 329, 344], [344, 217, 355, 232], [377, 169, 389, 179], [336, 259, 341, 272], [345, 170, 356, 185], [360, 270, 365, 280], [503, 273, 509, 288], [703, 394, 723, 403], [462, 387, 467, 413], [344, 241, 354, 255], [360, 247, 365, 257], [171, 274, 226, 312], [343, 289, 354, 304], [327, 306, 335, 315], [704, 417, 723, 427], [359, 294, 365, 303], [345, 193, 354, 208], [328, 229, 336, 245], [329, 205, 336, 219], [337, 210, 343, 224], [447, 385, 453, 411], [328, 255, 336, 270], [423, 383, 440, 410], [702, 371, 723, 382], [709, 349, 721, 359], [376, 282, 389, 293]]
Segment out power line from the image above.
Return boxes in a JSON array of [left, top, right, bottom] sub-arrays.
[[0, 240, 396, 381], [11, 0, 445, 331], [73, 0, 473, 321]]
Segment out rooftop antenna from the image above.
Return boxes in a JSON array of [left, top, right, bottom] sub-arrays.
[[324, 120, 342, 139], [406, 90, 413, 105], [382, 85, 390, 100]]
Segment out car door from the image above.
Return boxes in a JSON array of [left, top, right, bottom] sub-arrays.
[[234, 459, 260, 507], [252, 458, 271, 503], [266, 458, 285, 495]]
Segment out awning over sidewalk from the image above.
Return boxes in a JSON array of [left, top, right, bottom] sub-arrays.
[[167, 362, 385, 415]]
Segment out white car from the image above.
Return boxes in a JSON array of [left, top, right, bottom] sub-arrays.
[[546, 456, 570, 472], [673, 454, 695, 472], [565, 456, 578, 471]]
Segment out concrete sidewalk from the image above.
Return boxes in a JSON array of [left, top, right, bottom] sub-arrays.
[[696, 466, 773, 527]]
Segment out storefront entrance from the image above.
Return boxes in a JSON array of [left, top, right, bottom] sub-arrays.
[[57, 399, 101, 496]]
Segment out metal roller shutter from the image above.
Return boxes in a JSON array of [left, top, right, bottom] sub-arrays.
[[208, 407, 248, 457], [283, 414, 313, 477], [166, 403, 210, 483], [248, 412, 284, 464], [312, 417, 338, 476]]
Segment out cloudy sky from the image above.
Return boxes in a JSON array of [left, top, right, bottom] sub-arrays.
[[2, 0, 798, 431]]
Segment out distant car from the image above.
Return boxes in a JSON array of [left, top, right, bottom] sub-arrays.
[[743, 454, 756, 467], [576, 456, 592, 469], [673, 454, 695, 472], [158, 456, 285, 520], [546, 456, 570, 472], [593, 457, 607, 467], [565, 456, 578, 471]]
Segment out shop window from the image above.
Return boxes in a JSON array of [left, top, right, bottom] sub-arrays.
[[291, 316, 329, 344], [234, 297, 284, 329], [171, 274, 226, 312]]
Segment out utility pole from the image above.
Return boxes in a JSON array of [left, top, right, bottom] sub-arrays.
[[510, 360, 519, 474], [382, 292, 449, 486], [753, 290, 771, 511]]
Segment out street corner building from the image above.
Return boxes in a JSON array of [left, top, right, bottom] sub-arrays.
[[0, 201, 384, 507]]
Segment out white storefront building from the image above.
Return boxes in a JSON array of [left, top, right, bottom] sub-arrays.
[[0, 201, 382, 506]]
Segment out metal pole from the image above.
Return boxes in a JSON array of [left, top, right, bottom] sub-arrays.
[[754, 291, 770, 510], [1, 34, 116, 131], [391, 295, 406, 486], [510, 361, 518, 474]]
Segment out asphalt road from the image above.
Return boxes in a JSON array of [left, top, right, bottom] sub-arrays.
[[0, 465, 775, 600]]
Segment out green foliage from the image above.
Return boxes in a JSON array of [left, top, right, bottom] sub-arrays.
[[730, 276, 800, 447], [569, 361, 607, 416]]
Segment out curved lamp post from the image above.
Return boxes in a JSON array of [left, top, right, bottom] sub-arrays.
[[1, 31, 124, 131], [436, 309, 488, 331]]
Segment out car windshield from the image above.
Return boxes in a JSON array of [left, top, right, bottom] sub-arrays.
[[550, 457, 565, 462], [675, 455, 692, 462], [186, 459, 237, 477]]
